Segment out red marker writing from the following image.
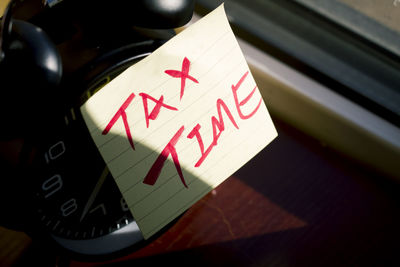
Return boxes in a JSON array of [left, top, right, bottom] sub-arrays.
[[139, 93, 178, 128], [188, 99, 239, 167], [232, 71, 262, 120], [165, 57, 199, 100], [188, 71, 262, 168], [102, 93, 136, 150], [143, 126, 187, 188]]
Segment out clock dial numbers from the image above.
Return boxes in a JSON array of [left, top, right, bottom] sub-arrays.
[[120, 197, 129, 212], [61, 198, 78, 217], [23, 46, 156, 256], [42, 174, 63, 199], [80, 167, 109, 222], [44, 140, 66, 164], [89, 203, 107, 216], [33, 112, 134, 240]]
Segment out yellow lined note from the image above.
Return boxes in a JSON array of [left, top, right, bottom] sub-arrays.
[[81, 4, 277, 239]]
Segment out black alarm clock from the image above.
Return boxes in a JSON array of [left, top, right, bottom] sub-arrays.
[[0, 0, 194, 262]]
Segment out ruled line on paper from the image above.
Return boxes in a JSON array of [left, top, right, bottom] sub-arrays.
[[131, 118, 269, 222], [110, 60, 244, 180], [119, 78, 265, 201], [86, 30, 232, 138], [101, 50, 242, 166], [115, 72, 251, 208], [89, 45, 243, 177], [137, 125, 272, 237], [81, 4, 278, 239]]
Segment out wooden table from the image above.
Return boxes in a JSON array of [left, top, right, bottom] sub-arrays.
[[4, 116, 399, 266]]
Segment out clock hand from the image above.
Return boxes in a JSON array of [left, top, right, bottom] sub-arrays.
[[79, 167, 109, 222]]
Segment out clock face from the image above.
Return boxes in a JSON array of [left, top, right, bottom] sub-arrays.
[[29, 53, 151, 257], [33, 110, 135, 239]]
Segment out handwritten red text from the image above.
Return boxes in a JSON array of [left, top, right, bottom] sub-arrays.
[[102, 57, 261, 189], [165, 57, 199, 100]]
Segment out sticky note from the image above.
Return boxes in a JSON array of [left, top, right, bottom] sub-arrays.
[[81, 4, 278, 239]]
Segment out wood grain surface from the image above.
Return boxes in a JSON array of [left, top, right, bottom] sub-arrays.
[[2, 1, 400, 266], [2, 118, 400, 266], [61, 118, 400, 267]]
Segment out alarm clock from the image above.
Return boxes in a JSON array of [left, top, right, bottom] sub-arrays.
[[0, 0, 194, 262]]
